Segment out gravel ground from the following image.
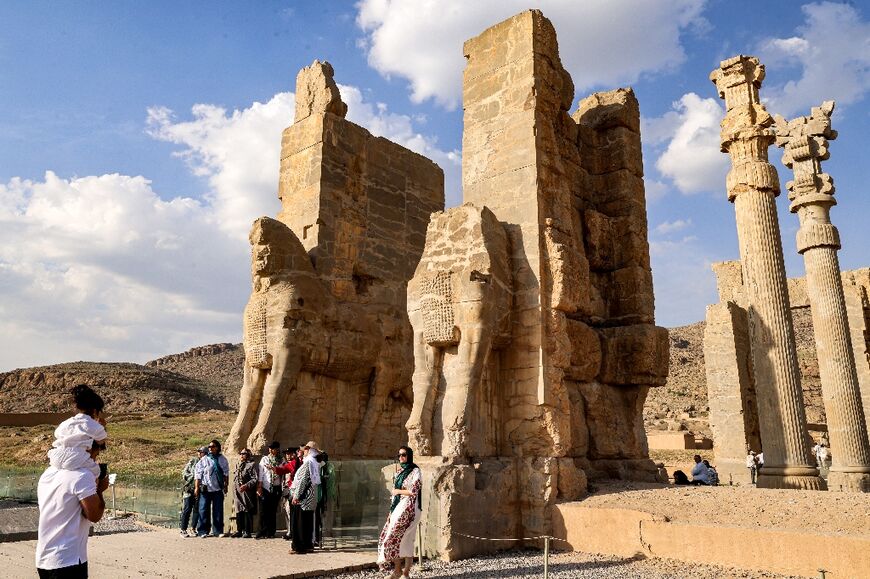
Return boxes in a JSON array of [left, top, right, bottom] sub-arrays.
[[93, 513, 151, 535], [0, 499, 33, 510], [584, 480, 870, 536], [322, 550, 800, 578]]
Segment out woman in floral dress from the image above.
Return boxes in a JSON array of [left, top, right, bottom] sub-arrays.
[[377, 446, 422, 578]]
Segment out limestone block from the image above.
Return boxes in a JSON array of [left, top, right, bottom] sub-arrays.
[[604, 266, 655, 322], [575, 87, 641, 134], [599, 324, 669, 386], [544, 223, 589, 313], [578, 382, 650, 459], [565, 319, 601, 382], [294, 60, 347, 122], [557, 457, 588, 501], [415, 457, 521, 561], [583, 209, 615, 271], [712, 261, 747, 307]]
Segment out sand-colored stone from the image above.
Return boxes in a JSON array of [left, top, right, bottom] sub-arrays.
[[407, 10, 667, 559], [228, 61, 444, 457], [775, 101, 870, 492], [704, 299, 761, 483], [710, 55, 821, 490]]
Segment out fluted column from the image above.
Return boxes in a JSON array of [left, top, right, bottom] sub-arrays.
[[710, 55, 822, 490], [775, 102, 870, 492]]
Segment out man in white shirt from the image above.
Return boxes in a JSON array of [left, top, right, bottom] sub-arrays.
[[690, 454, 709, 485], [36, 441, 108, 578], [746, 451, 757, 484], [256, 441, 285, 539]]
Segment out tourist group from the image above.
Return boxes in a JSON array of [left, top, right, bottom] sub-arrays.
[[33, 385, 424, 579]]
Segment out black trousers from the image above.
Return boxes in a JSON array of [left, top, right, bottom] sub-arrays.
[[258, 488, 281, 537], [180, 495, 200, 531], [291, 506, 314, 552], [38, 562, 88, 579], [236, 510, 254, 535]]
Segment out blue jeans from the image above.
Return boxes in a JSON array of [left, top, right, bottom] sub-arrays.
[[180, 495, 200, 532], [197, 490, 224, 536]]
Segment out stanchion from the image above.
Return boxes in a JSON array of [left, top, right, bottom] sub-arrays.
[[543, 536, 550, 579]]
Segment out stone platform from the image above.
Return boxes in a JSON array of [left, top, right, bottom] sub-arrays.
[[0, 526, 376, 579], [552, 482, 870, 578]]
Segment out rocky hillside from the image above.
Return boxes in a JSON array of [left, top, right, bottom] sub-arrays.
[[646, 307, 824, 436], [0, 362, 231, 413], [2, 318, 824, 425], [146, 343, 244, 408]]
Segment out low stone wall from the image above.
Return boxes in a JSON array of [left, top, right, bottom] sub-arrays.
[[647, 433, 712, 450], [552, 503, 870, 578], [0, 412, 72, 427]]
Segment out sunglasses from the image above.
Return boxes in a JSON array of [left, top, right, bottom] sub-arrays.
[[397, 452, 408, 457]]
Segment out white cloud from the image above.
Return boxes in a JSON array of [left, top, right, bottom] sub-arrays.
[[1, 85, 456, 370], [0, 172, 246, 370], [356, 0, 708, 109], [654, 218, 693, 235], [647, 93, 727, 195], [759, 2, 870, 117], [146, 93, 293, 239]]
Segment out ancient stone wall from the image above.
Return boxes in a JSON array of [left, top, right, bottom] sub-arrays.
[[228, 61, 444, 458], [705, 261, 870, 481], [409, 10, 668, 559]]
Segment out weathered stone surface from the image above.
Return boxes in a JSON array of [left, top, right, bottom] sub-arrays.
[[710, 55, 822, 490], [294, 60, 347, 122], [407, 10, 667, 559], [704, 301, 761, 484], [229, 62, 444, 457], [775, 101, 870, 492], [598, 324, 669, 386], [406, 204, 511, 458]]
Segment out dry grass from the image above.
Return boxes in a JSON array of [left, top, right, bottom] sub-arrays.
[[0, 411, 235, 487]]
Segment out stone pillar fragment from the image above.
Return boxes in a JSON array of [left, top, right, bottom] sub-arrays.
[[710, 55, 822, 490], [775, 102, 870, 492]]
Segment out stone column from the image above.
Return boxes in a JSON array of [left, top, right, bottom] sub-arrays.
[[710, 55, 822, 490], [774, 102, 870, 492]]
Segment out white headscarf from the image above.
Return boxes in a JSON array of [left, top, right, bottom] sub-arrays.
[[305, 448, 321, 485]]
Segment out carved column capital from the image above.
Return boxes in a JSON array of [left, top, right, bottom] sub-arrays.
[[774, 101, 840, 252]]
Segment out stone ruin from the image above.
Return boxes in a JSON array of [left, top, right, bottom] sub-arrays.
[[229, 9, 669, 558], [705, 262, 870, 485], [227, 60, 444, 457], [706, 55, 870, 491], [409, 11, 668, 558]]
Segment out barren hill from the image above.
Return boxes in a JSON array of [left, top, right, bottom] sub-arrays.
[[0, 361, 231, 413], [646, 307, 824, 437]]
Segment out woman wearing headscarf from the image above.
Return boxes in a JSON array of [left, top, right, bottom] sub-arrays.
[[289, 442, 320, 554], [377, 445, 421, 578], [232, 448, 258, 538]]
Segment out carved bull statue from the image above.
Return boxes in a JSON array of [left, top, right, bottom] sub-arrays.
[[405, 204, 512, 457], [227, 216, 402, 455]]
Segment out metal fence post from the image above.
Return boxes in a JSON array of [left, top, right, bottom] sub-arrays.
[[543, 536, 550, 579]]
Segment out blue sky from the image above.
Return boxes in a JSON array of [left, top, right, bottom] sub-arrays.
[[1, 1, 868, 370]]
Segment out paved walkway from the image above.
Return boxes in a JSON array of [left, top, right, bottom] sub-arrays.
[[0, 528, 377, 578]]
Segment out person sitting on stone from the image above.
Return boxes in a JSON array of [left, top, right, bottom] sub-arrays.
[[232, 448, 258, 538], [47, 385, 107, 478], [702, 459, 719, 486], [690, 454, 709, 485], [673, 470, 690, 485]]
